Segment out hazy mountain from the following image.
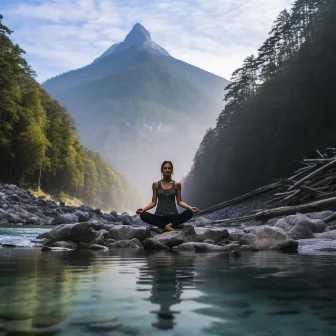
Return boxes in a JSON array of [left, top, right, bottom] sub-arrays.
[[42, 23, 229, 199]]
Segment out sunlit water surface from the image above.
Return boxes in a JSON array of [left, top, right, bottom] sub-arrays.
[[0, 229, 336, 336]]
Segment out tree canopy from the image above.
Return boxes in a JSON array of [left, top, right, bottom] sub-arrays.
[[184, 0, 336, 209], [0, 14, 141, 211]]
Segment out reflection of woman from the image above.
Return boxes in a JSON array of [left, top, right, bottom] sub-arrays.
[[136, 161, 198, 232], [136, 253, 196, 330]]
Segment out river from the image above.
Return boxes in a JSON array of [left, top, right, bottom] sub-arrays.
[[0, 227, 336, 335]]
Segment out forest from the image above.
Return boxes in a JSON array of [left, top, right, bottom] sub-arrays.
[[184, 0, 336, 209], [0, 15, 141, 211]]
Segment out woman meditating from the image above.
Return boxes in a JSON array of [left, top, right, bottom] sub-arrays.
[[136, 161, 198, 232]]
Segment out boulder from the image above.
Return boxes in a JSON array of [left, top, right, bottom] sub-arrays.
[[88, 244, 108, 251], [87, 229, 106, 245], [41, 246, 73, 252], [131, 238, 143, 248], [274, 214, 326, 239], [0, 219, 9, 226], [26, 216, 43, 225], [6, 212, 21, 224], [107, 240, 142, 249], [75, 211, 91, 222], [153, 226, 197, 248], [194, 228, 229, 243], [118, 213, 134, 225], [153, 225, 228, 248], [142, 238, 169, 250], [41, 224, 74, 245], [70, 222, 98, 243], [314, 231, 336, 240], [78, 204, 94, 213], [239, 226, 298, 252], [305, 211, 334, 220], [324, 224, 336, 232], [229, 229, 245, 241], [52, 213, 78, 225], [173, 242, 228, 252], [299, 238, 336, 253], [105, 238, 117, 245], [101, 213, 116, 222], [50, 241, 78, 249], [94, 208, 102, 215], [109, 226, 148, 241], [91, 222, 115, 231]]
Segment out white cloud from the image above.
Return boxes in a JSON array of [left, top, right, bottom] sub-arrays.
[[2, 0, 293, 82]]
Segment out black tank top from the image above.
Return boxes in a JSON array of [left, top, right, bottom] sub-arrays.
[[155, 180, 178, 216]]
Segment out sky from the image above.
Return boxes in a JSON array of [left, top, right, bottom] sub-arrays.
[[1, 0, 293, 83]]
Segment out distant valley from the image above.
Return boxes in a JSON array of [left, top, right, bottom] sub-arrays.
[[42, 23, 229, 198]]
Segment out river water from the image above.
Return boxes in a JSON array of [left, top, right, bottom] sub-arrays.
[[1, 228, 336, 336]]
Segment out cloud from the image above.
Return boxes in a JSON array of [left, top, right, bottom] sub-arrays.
[[2, 0, 292, 82]]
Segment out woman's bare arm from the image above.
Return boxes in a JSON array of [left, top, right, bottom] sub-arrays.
[[137, 182, 158, 213], [175, 182, 198, 212]]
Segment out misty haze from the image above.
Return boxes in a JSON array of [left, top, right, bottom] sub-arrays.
[[42, 23, 229, 203]]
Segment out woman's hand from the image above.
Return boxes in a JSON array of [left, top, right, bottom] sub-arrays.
[[190, 206, 198, 213], [136, 208, 145, 214]]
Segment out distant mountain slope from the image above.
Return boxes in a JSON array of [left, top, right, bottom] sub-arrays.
[[42, 24, 229, 195]]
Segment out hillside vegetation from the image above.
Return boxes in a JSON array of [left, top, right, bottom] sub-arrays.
[[184, 0, 336, 209], [0, 15, 141, 211]]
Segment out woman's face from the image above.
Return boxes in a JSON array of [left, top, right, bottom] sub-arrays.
[[162, 163, 173, 177]]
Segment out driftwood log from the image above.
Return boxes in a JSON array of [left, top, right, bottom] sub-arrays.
[[198, 148, 336, 226], [194, 182, 280, 218]]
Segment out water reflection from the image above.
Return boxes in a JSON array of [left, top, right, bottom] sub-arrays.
[[0, 248, 336, 335], [137, 252, 196, 330]]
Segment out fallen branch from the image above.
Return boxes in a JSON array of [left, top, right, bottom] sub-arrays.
[[288, 158, 336, 191], [194, 182, 281, 218], [254, 196, 336, 221], [211, 195, 336, 227]]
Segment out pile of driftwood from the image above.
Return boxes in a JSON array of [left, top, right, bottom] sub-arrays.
[[196, 148, 336, 226], [266, 148, 336, 208]]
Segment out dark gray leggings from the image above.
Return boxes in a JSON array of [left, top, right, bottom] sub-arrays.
[[140, 209, 193, 229]]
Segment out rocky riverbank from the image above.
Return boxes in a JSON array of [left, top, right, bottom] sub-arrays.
[[34, 210, 336, 254], [0, 183, 213, 227], [1, 183, 336, 254]]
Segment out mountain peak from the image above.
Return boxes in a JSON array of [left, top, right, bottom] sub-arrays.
[[93, 23, 170, 63], [125, 23, 151, 44]]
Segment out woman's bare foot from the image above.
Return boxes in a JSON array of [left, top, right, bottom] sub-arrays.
[[164, 223, 175, 231]]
